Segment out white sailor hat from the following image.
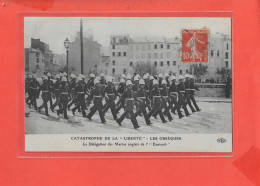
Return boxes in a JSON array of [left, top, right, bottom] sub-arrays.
[[189, 75, 194, 79], [61, 76, 67, 82], [134, 76, 139, 81], [139, 79, 145, 85], [63, 72, 67, 76], [143, 74, 148, 79], [70, 74, 76, 79], [120, 78, 125, 83], [178, 75, 184, 80], [94, 78, 100, 85], [47, 72, 51, 77], [106, 76, 112, 82], [158, 73, 163, 78], [126, 80, 133, 86], [170, 75, 176, 81], [185, 74, 190, 78], [164, 73, 169, 77], [42, 75, 48, 80], [77, 76, 82, 81], [90, 73, 95, 78], [150, 76, 154, 80], [153, 79, 159, 85], [100, 73, 105, 77], [162, 79, 167, 84], [55, 74, 60, 79]]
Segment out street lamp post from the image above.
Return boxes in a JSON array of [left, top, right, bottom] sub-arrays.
[[64, 38, 71, 77]]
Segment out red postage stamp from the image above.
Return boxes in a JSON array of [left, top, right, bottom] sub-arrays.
[[182, 29, 208, 63]]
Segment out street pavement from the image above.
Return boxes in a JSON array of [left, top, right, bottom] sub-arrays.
[[25, 98, 232, 134]]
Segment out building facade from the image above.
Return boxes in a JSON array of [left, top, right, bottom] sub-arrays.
[[25, 47, 45, 76], [68, 32, 102, 76], [103, 33, 231, 81], [25, 38, 55, 76]]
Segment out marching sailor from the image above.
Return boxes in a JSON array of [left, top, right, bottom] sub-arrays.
[[160, 79, 173, 121], [86, 78, 106, 123], [184, 74, 196, 113], [134, 79, 152, 125], [86, 73, 95, 91], [147, 79, 167, 123], [99, 73, 107, 95], [57, 76, 69, 119], [67, 74, 77, 110], [71, 76, 87, 117], [115, 78, 126, 113], [50, 74, 61, 112], [102, 76, 118, 120], [177, 75, 191, 116], [116, 80, 140, 129], [189, 75, 201, 111], [38, 75, 50, 116], [25, 75, 32, 106], [28, 74, 40, 110], [168, 75, 184, 119], [47, 72, 54, 108]]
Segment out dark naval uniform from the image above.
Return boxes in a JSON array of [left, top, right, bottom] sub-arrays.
[[47, 78, 54, 108], [71, 82, 87, 117], [147, 86, 167, 123], [115, 82, 126, 113], [38, 81, 51, 116], [159, 86, 173, 121], [168, 82, 184, 119], [189, 79, 201, 111], [117, 89, 140, 129], [184, 80, 196, 113], [86, 85, 106, 123], [132, 82, 139, 112], [102, 84, 118, 120], [57, 82, 69, 119], [134, 86, 152, 125], [144, 80, 152, 111], [51, 79, 61, 111], [86, 77, 95, 91], [28, 79, 40, 110], [67, 80, 77, 110], [100, 78, 107, 95], [177, 82, 190, 116], [25, 78, 31, 105]]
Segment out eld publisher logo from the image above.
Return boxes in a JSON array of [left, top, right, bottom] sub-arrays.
[[217, 137, 227, 143]]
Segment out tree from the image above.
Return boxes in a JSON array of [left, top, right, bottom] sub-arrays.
[[216, 67, 231, 83], [133, 62, 157, 76], [189, 64, 208, 79]]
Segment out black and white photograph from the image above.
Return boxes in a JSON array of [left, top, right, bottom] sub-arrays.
[[24, 17, 232, 152]]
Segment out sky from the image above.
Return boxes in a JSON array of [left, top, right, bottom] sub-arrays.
[[24, 17, 231, 55]]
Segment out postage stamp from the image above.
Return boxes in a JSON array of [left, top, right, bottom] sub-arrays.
[[182, 29, 209, 63]]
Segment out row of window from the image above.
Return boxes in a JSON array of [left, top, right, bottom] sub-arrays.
[[129, 52, 174, 59], [210, 50, 229, 59], [112, 44, 172, 51], [112, 52, 127, 57], [128, 61, 177, 67]]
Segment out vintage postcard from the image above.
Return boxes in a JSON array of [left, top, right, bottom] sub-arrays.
[[24, 16, 232, 152]]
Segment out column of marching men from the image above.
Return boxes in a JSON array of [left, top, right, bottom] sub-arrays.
[[25, 71, 201, 129]]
